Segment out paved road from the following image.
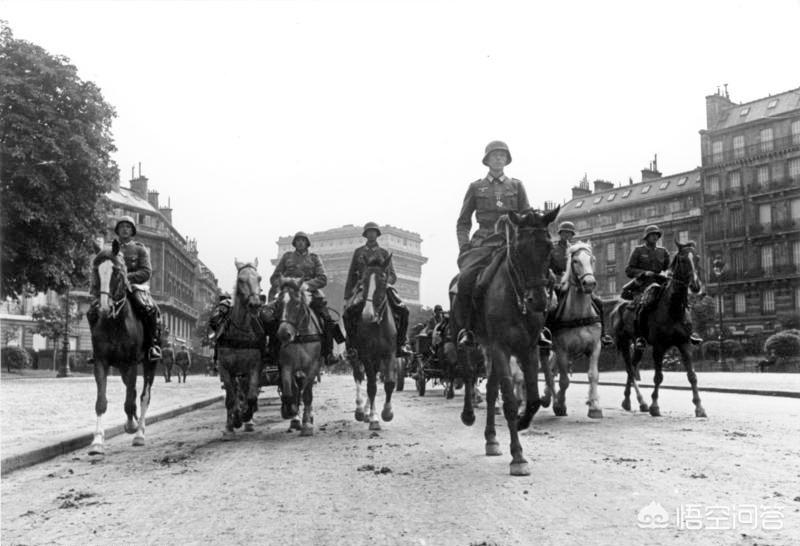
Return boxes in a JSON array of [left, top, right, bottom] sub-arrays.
[[1, 374, 798, 545]]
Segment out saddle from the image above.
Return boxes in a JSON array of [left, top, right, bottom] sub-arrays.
[[473, 247, 506, 301]]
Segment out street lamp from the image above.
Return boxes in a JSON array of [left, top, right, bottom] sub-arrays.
[[712, 257, 726, 369], [57, 285, 71, 378]]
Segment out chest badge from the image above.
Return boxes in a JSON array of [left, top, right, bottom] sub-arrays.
[[496, 200, 503, 207]]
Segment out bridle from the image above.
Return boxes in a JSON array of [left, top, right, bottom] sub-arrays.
[[569, 246, 596, 294], [363, 268, 389, 323], [504, 223, 551, 315], [97, 256, 129, 319]]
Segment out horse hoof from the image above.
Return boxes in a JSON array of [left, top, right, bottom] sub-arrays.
[[554, 406, 567, 417], [485, 442, 502, 457], [222, 428, 235, 440], [461, 411, 475, 427], [541, 397, 551, 408], [300, 425, 314, 436], [132, 436, 145, 447], [649, 407, 661, 417], [446, 388, 455, 400], [290, 418, 301, 431], [124, 421, 138, 434], [368, 421, 381, 431], [510, 461, 530, 476], [244, 422, 255, 432], [621, 399, 632, 411], [695, 407, 707, 418], [88, 443, 105, 456], [588, 408, 603, 419], [639, 403, 650, 413], [354, 409, 365, 422], [381, 408, 394, 422]]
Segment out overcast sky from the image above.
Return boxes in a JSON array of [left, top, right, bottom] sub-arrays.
[[3, 0, 799, 307]]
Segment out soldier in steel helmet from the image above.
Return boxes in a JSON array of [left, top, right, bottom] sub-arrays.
[[87, 216, 163, 361], [342, 222, 409, 357], [268, 231, 345, 364], [453, 140, 535, 346], [623, 225, 702, 349], [549, 221, 614, 346]]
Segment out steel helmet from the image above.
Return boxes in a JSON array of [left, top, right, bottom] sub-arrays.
[[362, 222, 382, 237], [434, 305, 443, 312], [557, 221, 576, 235], [292, 231, 311, 247], [482, 140, 512, 166], [114, 216, 137, 236], [642, 225, 662, 240]]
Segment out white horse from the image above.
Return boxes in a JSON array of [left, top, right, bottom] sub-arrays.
[[542, 242, 603, 418]]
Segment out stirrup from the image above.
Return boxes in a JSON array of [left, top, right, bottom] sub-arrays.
[[601, 334, 614, 347], [457, 328, 474, 346], [148, 346, 162, 361], [538, 327, 552, 349], [689, 334, 703, 345], [634, 337, 647, 350]]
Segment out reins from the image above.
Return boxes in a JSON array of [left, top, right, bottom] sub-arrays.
[[504, 221, 550, 315]]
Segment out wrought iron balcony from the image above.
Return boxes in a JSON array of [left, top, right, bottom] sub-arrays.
[[703, 134, 800, 166]]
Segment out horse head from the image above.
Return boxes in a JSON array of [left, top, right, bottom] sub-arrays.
[[567, 241, 597, 294], [276, 276, 311, 344], [361, 253, 392, 323], [233, 258, 262, 310], [506, 207, 559, 311], [672, 240, 702, 294], [93, 245, 129, 318]]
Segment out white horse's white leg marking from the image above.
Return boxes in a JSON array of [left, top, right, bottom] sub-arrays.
[[586, 335, 602, 418], [89, 414, 106, 455], [133, 382, 150, 446]]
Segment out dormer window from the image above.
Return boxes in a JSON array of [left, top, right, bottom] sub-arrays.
[[606, 193, 616, 201], [593, 196, 603, 204], [740, 107, 750, 116], [677, 176, 688, 186], [767, 99, 778, 109], [641, 185, 651, 194], [659, 181, 670, 190], [622, 190, 631, 198], [574, 200, 584, 208]]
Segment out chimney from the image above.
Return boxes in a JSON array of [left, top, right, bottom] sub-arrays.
[[159, 197, 172, 224], [130, 175, 149, 199], [593, 180, 614, 193], [147, 190, 159, 209], [641, 155, 662, 182], [705, 88, 734, 129], [571, 176, 592, 199]]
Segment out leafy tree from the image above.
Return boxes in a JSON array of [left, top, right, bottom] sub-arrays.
[[0, 21, 118, 299], [31, 302, 81, 371], [1, 322, 20, 346], [690, 293, 717, 337], [193, 302, 216, 348], [764, 329, 800, 359]]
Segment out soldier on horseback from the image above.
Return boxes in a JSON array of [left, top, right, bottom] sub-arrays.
[[343, 222, 409, 358], [268, 231, 345, 365], [453, 140, 549, 348], [621, 225, 703, 349], [87, 216, 162, 362], [549, 221, 614, 347]]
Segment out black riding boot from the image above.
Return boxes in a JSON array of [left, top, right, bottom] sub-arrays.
[[394, 305, 409, 357], [591, 296, 614, 347], [633, 304, 647, 350], [454, 292, 474, 345], [316, 307, 342, 365], [143, 309, 162, 361]]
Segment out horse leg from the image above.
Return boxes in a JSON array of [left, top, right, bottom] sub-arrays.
[[122, 365, 139, 434], [500, 372, 528, 476], [133, 360, 157, 446], [483, 371, 501, 456], [540, 349, 554, 408], [679, 343, 706, 418], [366, 366, 380, 431], [280, 358, 298, 421], [460, 346, 477, 426], [517, 347, 542, 431], [245, 359, 260, 423], [553, 348, 570, 417], [89, 361, 109, 455], [353, 361, 367, 422], [300, 379, 315, 436], [630, 345, 649, 412], [586, 337, 602, 419], [650, 346, 665, 417]]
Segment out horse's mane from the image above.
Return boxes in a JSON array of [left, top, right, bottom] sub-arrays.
[[93, 249, 120, 267], [560, 241, 593, 286]]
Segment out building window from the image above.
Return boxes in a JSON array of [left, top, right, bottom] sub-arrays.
[[762, 290, 775, 313], [669, 200, 682, 213], [593, 196, 603, 204], [792, 120, 800, 145], [757, 166, 770, 187], [574, 200, 584, 208], [607, 276, 616, 294], [733, 135, 745, 159], [761, 245, 773, 274], [730, 248, 744, 274], [677, 176, 689, 186], [760, 128, 773, 152], [789, 158, 800, 178], [734, 293, 746, 315], [729, 208, 743, 233], [708, 211, 721, 234], [606, 243, 616, 263], [712, 140, 723, 163], [772, 162, 784, 181], [641, 185, 651, 194], [740, 107, 750, 117], [606, 193, 616, 202], [659, 181, 670, 190], [716, 294, 725, 316], [759, 204, 772, 226], [767, 99, 778, 109], [707, 176, 720, 194], [793, 240, 800, 265], [621, 190, 631, 198], [728, 170, 741, 190]]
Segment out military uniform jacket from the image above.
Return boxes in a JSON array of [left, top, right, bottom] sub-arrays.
[[344, 243, 397, 299], [549, 240, 570, 277], [625, 244, 670, 279], [90, 239, 151, 297], [270, 250, 327, 291], [456, 174, 530, 249]]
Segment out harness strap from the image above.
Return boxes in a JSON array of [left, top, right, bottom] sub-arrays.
[[549, 316, 601, 332], [216, 338, 264, 350]]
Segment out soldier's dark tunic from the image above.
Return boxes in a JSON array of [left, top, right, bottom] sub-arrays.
[[270, 249, 327, 292], [456, 174, 530, 251], [549, 239, 570, 278], [344, 242, 397, 300], [625, 244, 670, 279]]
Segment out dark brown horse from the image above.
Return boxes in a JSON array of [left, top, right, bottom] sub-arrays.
[[275, 276, 322, 436], [610, 240, 706, 417], [216, 259, 264, 437], [88, 242, 155, 455], [459, 207, 559, 476], [349, 254, 398, 431]]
